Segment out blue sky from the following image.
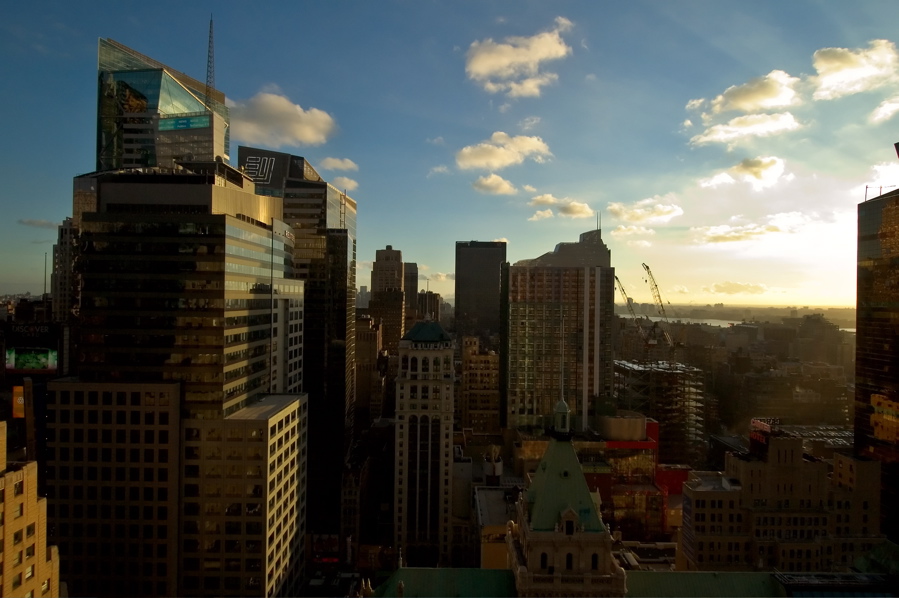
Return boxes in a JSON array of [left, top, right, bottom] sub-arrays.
[[3, 1, 899, 306]]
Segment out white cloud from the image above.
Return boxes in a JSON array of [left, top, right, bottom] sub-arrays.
[[332, 176, 359, 191], [230, 92, 335, 147], [429, 272, 455, 282], [529, 193, 559, 206], [812, 39, 899, 100], [690, 112, 801, 147], [358, 260, 373, 270], [699, 172, 736, 188], [427, 165, 450, 177], [456, 132, 552, 170], [493, 237, 509, 243], [523, 184, 537, 192], [319, 157, 358, 171], [18, 219, 59, 229], [607, 195, 684, 224], [426, 136, 446, 145], [473, 173, 517, 195], [529, 209, 554, 221], [670, 285, 690, 295], [683, 119, 694, 129], [519, 116, 541, 130], [627, 239, 652, 248], [692, 212, 807, 243], [558, 201, 594, 218], [611, 225, 656, 237], [870, 95, 899, 123], [731, 156, 787, 190], [699, 157, 788, 191], [704, 281, 768, 295], [685, 98, 705, 111], [585, 73, 597, 82], [710, 70, 800, 114], [466, 16, 573, 98], [529, 193, 593, 217]]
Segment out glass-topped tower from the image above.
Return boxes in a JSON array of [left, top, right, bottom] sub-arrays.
[[96, 39, 230, 170]]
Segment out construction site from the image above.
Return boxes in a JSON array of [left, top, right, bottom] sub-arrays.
[[612, 360, 708, 466], [612, 264, 711, 467]]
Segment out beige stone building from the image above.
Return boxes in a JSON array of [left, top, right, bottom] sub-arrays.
[[394, 320, 455, 566], [679, 420, 884, 572], [0, 422, 61, 597]]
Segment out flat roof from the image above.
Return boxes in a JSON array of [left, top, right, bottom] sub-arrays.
[[227, 394, 305, 421]]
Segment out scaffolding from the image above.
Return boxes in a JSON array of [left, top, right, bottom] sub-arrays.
[[613, 360, 707, 466]]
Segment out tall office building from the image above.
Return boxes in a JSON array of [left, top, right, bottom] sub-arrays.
[[856, 187, 899, 541], [96, 38, 230, 171], [371, 246, 404, 294], [455, 241, 506, 347], [404, 262, 419, 320], [236, 146, 357, 544], [45, 40, 308, 597], [394, 320, 454, 566], [502, 230, 615, 431], [370, 246, 406, 354]]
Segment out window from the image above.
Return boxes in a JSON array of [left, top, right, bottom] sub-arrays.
[[565, 553, 573, 570]]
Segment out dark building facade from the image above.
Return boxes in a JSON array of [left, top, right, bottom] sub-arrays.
[[236, 146, 357, 545], [856, 188, 899, 541], [455, 241, 506, 348]]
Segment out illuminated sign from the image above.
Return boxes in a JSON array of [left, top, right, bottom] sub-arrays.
[[159, 115, 211, 131], [12, 386, 25, 419]]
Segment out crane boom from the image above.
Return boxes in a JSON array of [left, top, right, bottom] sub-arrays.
[[642, 263, 673, 347], [615, 275, 647, 341]]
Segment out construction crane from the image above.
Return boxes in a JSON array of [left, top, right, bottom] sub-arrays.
[[642, 263, 673, 347], [615, 275, 649, 343]]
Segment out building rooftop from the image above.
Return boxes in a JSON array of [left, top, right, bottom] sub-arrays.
[[226, 394, 303, 421], [402, 320, 452, 343], [474, 487, 519, 528], [373, 568, 516, 597], [626, 571, 781, 597], [527, 437, 605, 532]]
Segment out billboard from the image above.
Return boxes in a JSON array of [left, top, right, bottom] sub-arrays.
[[4, 323, 59, 373]]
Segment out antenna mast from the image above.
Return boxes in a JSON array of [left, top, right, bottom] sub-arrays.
[[205, 15, 215, 112]]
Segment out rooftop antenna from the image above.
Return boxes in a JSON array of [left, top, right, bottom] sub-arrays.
[[204, 15, 215, 112]]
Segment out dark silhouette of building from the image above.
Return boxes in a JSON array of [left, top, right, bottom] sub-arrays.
[[856, 187, 899, 541], [455, 241, 506, 348]]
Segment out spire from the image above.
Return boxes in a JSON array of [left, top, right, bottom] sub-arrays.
[[204, 15, 215, 111]]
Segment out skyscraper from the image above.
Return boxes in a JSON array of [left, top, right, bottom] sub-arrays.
[[96, 38, 230, 171], [455, 241, 506, 347], [45, 40, 308, 597], [856, 187, 899, 541], [502, 230, 615, 430], [236, 146, 358, 543], [394, 320, 454, 566], [370, 246, 406, 353]]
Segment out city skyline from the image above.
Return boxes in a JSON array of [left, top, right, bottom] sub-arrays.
[[4, 2, 899, 306]]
